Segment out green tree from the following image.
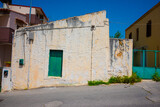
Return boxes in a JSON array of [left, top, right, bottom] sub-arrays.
[[114, 31, 122, 38]]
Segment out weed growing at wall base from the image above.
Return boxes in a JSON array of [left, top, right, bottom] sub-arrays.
[[108, 73, 141, 84], [152, 72, 160, 82], [129, 72, 141, 84], [88, 73, 141, 86], [88, 80, 109, 86]]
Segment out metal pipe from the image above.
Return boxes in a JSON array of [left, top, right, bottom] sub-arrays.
[[143, 50, 145, 67], [133, 49, 160, 52], [29, 0, 32, 25], [90, 31, 93, 81], [155, 52, 157, 68]]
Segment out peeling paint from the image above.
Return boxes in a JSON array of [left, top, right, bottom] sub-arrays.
[[110, 38, 133, 78]]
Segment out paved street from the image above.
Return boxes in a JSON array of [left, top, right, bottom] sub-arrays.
[[0, 81, 160, 107]]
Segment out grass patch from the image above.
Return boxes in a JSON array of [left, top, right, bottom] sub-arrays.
[[88, 72, 141, 86], [152, 72, 160, 82], [129, 72, 142, 84], [24, 88, 28, 90], [109, 72, 141, 85], [88, 80, 109, 86]]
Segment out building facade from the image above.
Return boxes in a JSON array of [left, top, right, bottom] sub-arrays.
[[0, 0, 48, 67], [8, 4, 48, 25], [12, 11, 110, 89], [9, 10, 133, 90], [125, 2, 160, 68]]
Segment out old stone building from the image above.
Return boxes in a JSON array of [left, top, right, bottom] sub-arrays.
[[9, 10, 132, 90]]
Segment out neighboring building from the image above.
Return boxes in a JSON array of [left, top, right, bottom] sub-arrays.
[[0, 0, 48, 67], [9, 10, 132, 90], [9, 4, 48, 25], [125, 2, 160, 67]]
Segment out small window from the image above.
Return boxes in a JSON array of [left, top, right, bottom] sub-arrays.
[[36, 13, 39, 18], [146, 20, 151, 37], [136, 28, 139, 41], [129, 32, 132, 39]]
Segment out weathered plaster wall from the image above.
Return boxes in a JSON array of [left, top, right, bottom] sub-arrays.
[[11, 11, 110, 89], [109, 39, 133, 78]]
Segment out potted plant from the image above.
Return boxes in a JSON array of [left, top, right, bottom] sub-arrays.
[[5, 61, 11, 67]]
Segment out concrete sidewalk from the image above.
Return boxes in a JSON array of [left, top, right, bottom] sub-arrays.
[[135, 80, 160, 103]]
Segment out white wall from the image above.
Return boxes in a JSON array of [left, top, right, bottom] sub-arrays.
[[11, 11, 110, 89]]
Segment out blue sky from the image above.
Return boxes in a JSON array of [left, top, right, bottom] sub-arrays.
[[13, 0, 160, 38]]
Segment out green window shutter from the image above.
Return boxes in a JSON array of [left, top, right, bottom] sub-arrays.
[[48, 50, 63, 77]]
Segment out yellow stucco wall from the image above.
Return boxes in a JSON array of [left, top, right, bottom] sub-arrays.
[[125, 3, 160, 67], [11, 11, 110, 89]]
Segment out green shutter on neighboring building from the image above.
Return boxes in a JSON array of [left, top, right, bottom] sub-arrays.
[[48, 50, 63, 77]]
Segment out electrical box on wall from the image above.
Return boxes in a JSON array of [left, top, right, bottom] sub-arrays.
[[19, 59, 24, 65], [29, 32, 34, 40]]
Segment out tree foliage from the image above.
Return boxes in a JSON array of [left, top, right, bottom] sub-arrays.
[[114, 31, 122, 38]]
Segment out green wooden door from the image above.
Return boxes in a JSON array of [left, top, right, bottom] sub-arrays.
[[48, 50, 63, 77]]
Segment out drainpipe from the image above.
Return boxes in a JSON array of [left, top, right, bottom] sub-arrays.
[[90, 25, 96, 81], [90, 31, 93, 81], [27, 40, 32, 89]]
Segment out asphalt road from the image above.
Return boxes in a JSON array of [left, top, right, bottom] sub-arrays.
[[0, 82, 160, 107]]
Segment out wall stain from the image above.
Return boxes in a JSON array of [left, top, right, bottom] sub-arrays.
[[66, 17, 84, 27], [117, 52, 123, 57]]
